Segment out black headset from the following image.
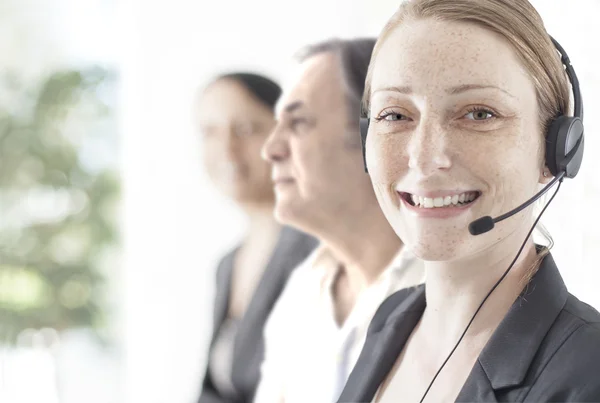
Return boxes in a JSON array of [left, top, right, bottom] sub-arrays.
[[357, 36, 585, 403], [359, 36, 584, 181]]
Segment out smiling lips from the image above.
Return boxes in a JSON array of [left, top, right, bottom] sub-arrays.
[[397, 190, 482, 217], [406, 191, 480, 208]]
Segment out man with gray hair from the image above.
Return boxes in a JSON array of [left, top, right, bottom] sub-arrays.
[[253, 38, 425, 403]]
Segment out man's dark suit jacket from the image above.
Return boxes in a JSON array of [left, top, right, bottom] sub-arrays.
[[338, 251, 600, 402], [198, 226, 318, 403]]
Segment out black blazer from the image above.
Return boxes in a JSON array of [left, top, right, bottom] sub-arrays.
[[338, 252, 600, 402], [198, 226, 318, 403]]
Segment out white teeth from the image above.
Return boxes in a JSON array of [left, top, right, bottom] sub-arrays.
[[409, 192, 479, 208]]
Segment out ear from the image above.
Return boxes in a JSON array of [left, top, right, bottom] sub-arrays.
[[539, 166, 553, 184]]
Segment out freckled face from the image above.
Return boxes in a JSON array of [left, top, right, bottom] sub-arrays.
[[366, 18, 545, 261]]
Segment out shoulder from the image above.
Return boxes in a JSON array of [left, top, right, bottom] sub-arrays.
[[556, 293, 600, 352], [555, 293, 600, 361], [534, 295, 600, 401], [563, 293, 600, 325], [544, 292, 600, 359]]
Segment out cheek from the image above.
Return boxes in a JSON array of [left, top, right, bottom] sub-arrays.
[[496, 135, 541, 181], [454, 127, 543, 216], [366, 135, 409, 187], [290, 138, 324, 179], [286, 143, 312, 198]]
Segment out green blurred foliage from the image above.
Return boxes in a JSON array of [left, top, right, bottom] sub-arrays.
[[0, 66, 119, 344]]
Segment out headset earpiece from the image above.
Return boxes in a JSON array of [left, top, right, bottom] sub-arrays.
[[544, 36, 585, 179], [545, 115, 584, 178], [358, 37, 584, 181]]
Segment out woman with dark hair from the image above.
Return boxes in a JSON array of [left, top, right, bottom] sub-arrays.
[[195, 72, 318, 403]]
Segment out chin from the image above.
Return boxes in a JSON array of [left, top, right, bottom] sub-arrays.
[[273, 207, 312, 235], [388, 216, 477, 262], [274, 199, 326, 239], [273, 198, 301, 226], [407, 239, 469, 262], [273, 205, 291, 225]]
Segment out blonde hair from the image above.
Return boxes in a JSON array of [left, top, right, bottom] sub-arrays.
[[364, 0, 572, 274], [364, 0, 571, 132]]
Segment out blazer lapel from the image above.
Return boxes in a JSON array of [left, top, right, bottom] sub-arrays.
[[339, 286, 426, 402], [340, 251, 568, 403], [232, 227, 318, 382], [457, 252, 568, 401], [456, 361, 498, 402], [212, 249, 238, 341]]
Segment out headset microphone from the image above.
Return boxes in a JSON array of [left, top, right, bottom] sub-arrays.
[[356, 35, 585, 403], [417, 36, 584, 403], [468, 172, 565, 235]]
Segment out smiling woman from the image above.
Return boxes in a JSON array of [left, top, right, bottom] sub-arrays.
[[118, 0, 599, 401], [337, 0, 600, 402], [366, 16, 553, 261]]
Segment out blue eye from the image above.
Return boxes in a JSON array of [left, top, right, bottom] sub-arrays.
[[465, 109, 495, 121], [386, 113, 407, 121], [375, 112, 408, 122]]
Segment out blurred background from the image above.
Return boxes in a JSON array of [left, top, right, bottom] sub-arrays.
[[0, 0, 121, 402], [0, 0, 598, 402]]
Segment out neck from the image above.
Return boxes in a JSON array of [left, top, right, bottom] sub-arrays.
[[323, 205, 403, 294], [422, 225, 539, 342], [242, 203, 281, 243]]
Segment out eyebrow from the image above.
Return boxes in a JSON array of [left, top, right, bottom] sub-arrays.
[[446, 84, 516, 98], [372, 86, 412, 95], [372, 84, 516, 98], [282, 100, 305, 114]]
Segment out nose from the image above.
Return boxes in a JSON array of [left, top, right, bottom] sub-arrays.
[[261, 122, 289, 163], [407, 119, 452, 175]]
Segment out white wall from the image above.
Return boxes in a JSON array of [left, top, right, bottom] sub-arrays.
[[120, 1, 600, 402]]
